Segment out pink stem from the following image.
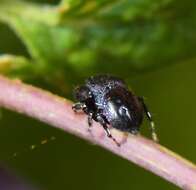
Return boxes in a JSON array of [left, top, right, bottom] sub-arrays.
[[0, 75, 195, 190]]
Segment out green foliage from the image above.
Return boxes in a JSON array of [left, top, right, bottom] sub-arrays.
[[0, 0, 196, 91]]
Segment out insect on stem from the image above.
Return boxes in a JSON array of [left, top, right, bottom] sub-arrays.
[[73, 74, 159, 145]]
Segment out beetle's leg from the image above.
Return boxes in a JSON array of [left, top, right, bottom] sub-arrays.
[[96, 113, 120, 146], [139, 97, 159, 142], [88, 112, 93, 127], [72, 102, 86, 112]]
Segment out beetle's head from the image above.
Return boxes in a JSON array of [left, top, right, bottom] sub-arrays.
[[74, 85, 92, 102]]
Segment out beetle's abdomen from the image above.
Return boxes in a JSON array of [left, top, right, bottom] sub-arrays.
[[103, 88, 144, 133]]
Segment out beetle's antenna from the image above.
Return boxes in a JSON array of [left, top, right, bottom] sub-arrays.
[[139, 97, 159, 142], [11, 136, 56, 159], [144, 106, 159, 142], [150, 121, 159, 142]]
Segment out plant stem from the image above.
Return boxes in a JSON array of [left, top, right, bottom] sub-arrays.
[[0, 75, 195, 190]]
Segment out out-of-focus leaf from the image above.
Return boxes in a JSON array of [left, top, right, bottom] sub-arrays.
[[0, 0, 196, 90], [0, 0, 58, 25], [0, 0, 80, 89], [58, 0, 196, 71], [0, 55, 36, 78]]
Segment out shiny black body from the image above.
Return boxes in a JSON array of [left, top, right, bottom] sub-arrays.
[[72, 75, 158, 145]]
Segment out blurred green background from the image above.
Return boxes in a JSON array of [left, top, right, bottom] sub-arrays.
[[0, 0, 196, 189]]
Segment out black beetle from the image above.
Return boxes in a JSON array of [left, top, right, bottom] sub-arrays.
[[72, 74, 158, 146]]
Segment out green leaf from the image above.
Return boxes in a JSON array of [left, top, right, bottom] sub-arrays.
[[0, 55, 34, 78], [0, 0, 196, 90]]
